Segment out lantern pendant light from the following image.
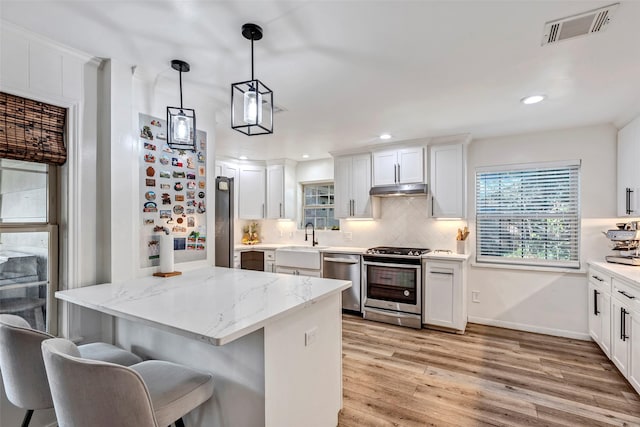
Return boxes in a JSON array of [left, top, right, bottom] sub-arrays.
[[231, 23, 274, 136], [167, 59, 197, 151]]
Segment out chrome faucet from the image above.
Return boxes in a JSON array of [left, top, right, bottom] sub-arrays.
[[304, 222, 318, 247]]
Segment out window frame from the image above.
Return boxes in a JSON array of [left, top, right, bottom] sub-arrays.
[[301, 181, 339, 230], [475, 160, 581, 270]]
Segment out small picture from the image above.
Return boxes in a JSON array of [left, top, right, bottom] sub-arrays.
[[186, 173, 196, 180], [187, 243, 197, 250], [187, 181, 196, 189], [145, 191, 156, 201], [197, 152, 205, 163], [198, 191, 205, 199], [173, 205, 184, 215], [187, 217, 195, 227], [143, 201, 157, 213], [156, 133, 167, 141], [162, 146, 173, 153], [148, 239, 160, 259], [143, 218, 155, 225], [196, 243, 205, 251], [198, 181, 205, 189], [186, 208, 195, 214], [173, 171, 186, 178], [160, 183, 170, 190], [198, 166, 205, 177], [172, 225, 187, 233], [140, 125, 153, 140], [160, 210, 171, 219], [161, 193, 171, 204], [175, 194, 185, 202], [160, 171, 171, 179], [186, 191, 195, 199], [186, 157, 195, 169], [160, 156, 170, 165], [174, 237, 186, 250], [174, 182, 184, 191], [145, 179, 156, 187], [197, 201, 206, 214], [200, 140, 206, 150], [197, 236, 206, 243], [146, 167, 155, 177], [186, 200, 196, 207], [150, 119, 162, 127], [172, 158, 183, 167], [144, 142, 156, 151], [144, 153, 156, 163]]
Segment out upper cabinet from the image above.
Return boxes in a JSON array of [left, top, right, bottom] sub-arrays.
[[266, 160, 296, 220], [429, 142, 466, 219], [238, 165, 266, 219], [334, 154, 379, 219], [618, 116, 640, 217], [372, 147, 424, 186]]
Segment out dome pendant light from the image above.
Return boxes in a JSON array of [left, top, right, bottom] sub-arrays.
[[167, 59, 197, 151], [231, 23, 274, 136]]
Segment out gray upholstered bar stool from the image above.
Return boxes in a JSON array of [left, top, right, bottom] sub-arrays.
[[0, 314, 142, 427], [42, 337, 215, 427]]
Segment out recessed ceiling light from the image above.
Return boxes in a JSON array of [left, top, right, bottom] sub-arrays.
[[302, 154, 309, 159], [521, 95, 546, 105], [379, 133, 392, 140], [239, 155, 248, 160]]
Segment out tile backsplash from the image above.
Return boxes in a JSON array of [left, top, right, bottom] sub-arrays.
[[238, 197, 467, 251]]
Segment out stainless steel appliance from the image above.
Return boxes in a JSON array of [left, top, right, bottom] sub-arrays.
[[362, 246, 430, 328], [214, 177, 234, 268], [606, 223, 640, 266], [323, 253, 362, 313]]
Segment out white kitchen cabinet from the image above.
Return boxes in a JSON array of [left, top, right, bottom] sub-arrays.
[[422, 258, 467, 332], [264, 250, 275, 273], [238, 165, 266, 219], [333, 153, 379, 219], [617, 116, 640, 217], [275, 266, 322, 277], [372, 147, 424, 186], [588, 267, 612, 356], [266, 161, 296, 220], [429, 142, 465, 218], [612, 297, 631, 376], [630, 313, 640, 392]]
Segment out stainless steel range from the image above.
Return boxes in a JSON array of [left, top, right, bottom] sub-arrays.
[[362, 246, 430, 329]]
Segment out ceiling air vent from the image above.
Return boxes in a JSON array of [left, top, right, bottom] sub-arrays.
[[542, 3, 619, 46]]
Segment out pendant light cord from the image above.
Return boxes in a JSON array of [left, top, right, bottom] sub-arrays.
[[251, 37, 255, 81], [179, 69, 184, 109]]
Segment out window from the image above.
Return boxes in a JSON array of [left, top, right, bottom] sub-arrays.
[[0, 159, 58, 333], [475, 161, 580, 268], [303, 183, 339, 230]]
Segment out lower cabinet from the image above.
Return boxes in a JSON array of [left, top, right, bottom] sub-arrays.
[[589, 263, 640, 395], [264, 250, 275, 273], [422, 258, 467, 333]]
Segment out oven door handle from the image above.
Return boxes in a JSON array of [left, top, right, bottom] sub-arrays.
[[363, 261, 421, 269]]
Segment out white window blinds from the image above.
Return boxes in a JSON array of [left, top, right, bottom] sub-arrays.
[[475, 161, 580, 268]]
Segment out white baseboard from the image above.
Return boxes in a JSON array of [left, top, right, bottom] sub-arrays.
[[467, 316, 592, 341]]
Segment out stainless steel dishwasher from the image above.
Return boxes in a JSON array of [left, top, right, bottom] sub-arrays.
[[322, 252, 362, 313]]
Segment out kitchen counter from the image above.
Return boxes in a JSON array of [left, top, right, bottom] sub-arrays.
[[590, 261, 640, 286], [236, 244, 368, 254], [423, 251, 472, 261], [56, 267, 348, 427]]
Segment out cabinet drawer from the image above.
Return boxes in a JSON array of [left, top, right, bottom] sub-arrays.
[[589, 267, 612, 292], [612, 278, 640, 311], [264, 250, 275, 261]]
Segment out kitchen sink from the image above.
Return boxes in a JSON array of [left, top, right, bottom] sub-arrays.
[[275, 246, 326, 270]]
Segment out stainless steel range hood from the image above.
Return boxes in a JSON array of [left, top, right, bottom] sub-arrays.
[[369, 183, 428, 197]]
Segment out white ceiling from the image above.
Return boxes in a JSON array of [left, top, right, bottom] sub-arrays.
[[2, 1, 640, 161]]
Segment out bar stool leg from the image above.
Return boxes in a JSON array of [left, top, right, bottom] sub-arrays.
[[174, 418, 185, 427], [21, 409, 34, 427]]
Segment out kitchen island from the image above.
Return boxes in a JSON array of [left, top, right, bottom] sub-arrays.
[[56, 267, 350, 427]]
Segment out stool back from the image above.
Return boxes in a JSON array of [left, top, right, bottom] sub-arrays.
[[41, 338, 158, 427], [0, 314, 54, 410]]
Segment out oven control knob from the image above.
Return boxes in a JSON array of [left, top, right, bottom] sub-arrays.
[[404, 290, 410, 297]]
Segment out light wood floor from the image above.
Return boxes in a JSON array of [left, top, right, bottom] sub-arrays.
[[338, 315, 640, 427]]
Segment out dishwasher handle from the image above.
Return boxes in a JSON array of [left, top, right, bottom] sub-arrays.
[[323, 257, 360, 264]]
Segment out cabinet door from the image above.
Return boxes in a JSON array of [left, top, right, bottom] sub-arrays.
[[398, 147, 424, 184], [618, 120, 639, 217], [372, 150, 397, 186], [238, 166, 265, 219], [351, 154, 373, 218], [334, 156, 352, 218], [601, 292, 612, 357], [612, 299, 630, 377], [423, 261, 461, 329], [629, 311, 640, 392], [588, 282, 602, 345], [430, 143, 464, 218], [266, 165, 284, 219]]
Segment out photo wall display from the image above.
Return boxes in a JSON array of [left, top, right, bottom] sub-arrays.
[[138, 113, 207, 268]]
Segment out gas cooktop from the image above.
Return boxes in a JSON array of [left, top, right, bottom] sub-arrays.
[[365, 246, 431, 257]]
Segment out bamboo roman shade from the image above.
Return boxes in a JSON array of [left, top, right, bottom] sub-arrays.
[[0, 92, 67, 165]]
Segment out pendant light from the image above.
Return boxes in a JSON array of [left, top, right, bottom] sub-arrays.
[[167, 59, 197, 151], [231, 23, 274, 136]]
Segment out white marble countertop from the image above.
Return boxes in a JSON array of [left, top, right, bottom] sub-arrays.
[[56, 267, 351, 346], [235, 244, 368, 254], [423, 251, 471, 261]]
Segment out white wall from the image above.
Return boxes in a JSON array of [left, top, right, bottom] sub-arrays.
[[466, 124, 618, 339]]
